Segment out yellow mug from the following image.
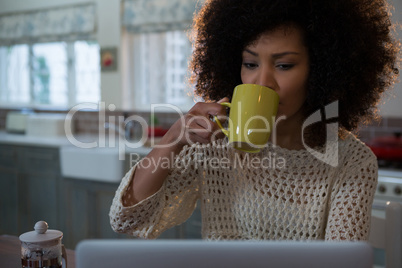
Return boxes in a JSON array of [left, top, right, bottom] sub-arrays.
[[215, 84, 279, 153]]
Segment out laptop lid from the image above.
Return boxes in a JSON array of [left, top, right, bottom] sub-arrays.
[[76, 239, 373, 268]]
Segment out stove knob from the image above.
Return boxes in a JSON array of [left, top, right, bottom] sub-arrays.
[[394, 186, 402, 195], [378, 185, 386, 194]]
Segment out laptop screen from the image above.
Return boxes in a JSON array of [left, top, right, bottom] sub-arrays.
[[76, 239, 373, 268]]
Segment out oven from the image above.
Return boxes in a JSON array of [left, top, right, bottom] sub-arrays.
[[375, 169, 402, 206], [372, 168, 402, 267]]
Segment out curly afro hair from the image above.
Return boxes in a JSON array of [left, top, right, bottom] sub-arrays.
[[188, 0, 400, 135]]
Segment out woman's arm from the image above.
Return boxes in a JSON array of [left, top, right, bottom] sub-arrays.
[[109, 99, 228, 238], [122, 99, 228, 206], [325, 144, 378, 241], [109, 145, 202, 238]]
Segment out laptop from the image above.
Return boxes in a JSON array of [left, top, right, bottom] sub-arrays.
[[75, 239, 373, 268]]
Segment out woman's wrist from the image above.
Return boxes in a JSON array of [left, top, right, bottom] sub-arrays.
[[157, 123, 187, 154]]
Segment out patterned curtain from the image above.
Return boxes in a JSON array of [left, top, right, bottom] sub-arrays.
[[0, 4, 96, 46], [122, 0, 204, 33]]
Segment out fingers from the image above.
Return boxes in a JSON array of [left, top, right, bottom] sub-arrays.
[[185, 118, 214, 144], [181, 100, 229, 145], [217, 97, 230, 104], [183, 112, 219, 145]]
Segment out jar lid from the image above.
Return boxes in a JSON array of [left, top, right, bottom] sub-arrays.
[[19, 221, 63, 243]]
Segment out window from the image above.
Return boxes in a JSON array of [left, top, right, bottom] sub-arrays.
[[32, 43, 68, 106], [126, 30, 196, 111], [0, 41, 100, 108], [0, 45, 30, 104]]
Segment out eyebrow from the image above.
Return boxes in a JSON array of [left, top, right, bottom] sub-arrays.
[[243, 49, 300, 58]]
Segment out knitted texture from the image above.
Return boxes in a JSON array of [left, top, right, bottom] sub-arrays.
[[109, 133, 378, 241]]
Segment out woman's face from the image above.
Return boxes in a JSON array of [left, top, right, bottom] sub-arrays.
[[241, 25, 309, 121]]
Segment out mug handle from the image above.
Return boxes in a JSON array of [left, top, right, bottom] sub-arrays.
[[214, 102, 231, 137], [62, 244, 68, 268]]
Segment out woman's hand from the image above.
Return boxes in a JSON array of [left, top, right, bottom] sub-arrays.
[[159, 97, 229, 151]]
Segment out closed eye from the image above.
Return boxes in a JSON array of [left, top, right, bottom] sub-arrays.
[[276, 64, 295, 70], [242, 62, 258, 69]]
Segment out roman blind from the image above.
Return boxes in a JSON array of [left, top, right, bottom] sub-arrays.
[[0, 3, 96, 46], [122, 0, 203, 33]]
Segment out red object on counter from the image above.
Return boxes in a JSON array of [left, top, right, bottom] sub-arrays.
[[147, 127, 169, 137], [367, 132, 402, 161]]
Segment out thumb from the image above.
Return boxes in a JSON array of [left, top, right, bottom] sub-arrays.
[[217, 97, 230, 103]]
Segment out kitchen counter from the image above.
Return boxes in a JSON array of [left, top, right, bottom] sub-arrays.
[[378, 168, 402, 178], [0, 130, 154, 153], [0, 130, 72, 147], [0, 130, 153, 183]]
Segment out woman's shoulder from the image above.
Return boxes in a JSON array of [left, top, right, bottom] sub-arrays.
[[340, 132, 376, 157], [338, 132, 378, 167]]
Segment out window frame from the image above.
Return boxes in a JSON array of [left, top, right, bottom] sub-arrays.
[[0, 40, 100, 109]]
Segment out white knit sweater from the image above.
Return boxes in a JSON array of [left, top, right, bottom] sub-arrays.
[[109, 133, 378, 241]]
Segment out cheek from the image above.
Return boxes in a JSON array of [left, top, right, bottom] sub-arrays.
[[277, 82, 307, 115], [240, 69, 249, 84], [284, 71, 308, 103]]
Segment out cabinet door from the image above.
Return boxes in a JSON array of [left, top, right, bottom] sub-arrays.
[[18, 172, 60, 233], [19, 147, 60, 175], [183, 201, 202, 239], [60, 178, 92, 249], [61, 178, 128, 249], [17, 146, 61, 233], [0, 169, 18, 235], [0, 144, 19, 235], [0, 144, 18, 170]]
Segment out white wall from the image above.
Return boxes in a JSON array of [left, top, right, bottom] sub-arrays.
[[379, 0, 402, 117], [0, 0, 123, 109]]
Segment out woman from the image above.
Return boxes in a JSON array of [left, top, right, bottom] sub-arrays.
[[110, 0, 399, 241]]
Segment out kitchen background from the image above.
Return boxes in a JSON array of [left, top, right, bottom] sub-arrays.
[[0, 0, 401, 253], [0, 0, 400, 139]]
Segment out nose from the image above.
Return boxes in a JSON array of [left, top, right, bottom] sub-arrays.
[[254, 67, 278, 91]]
